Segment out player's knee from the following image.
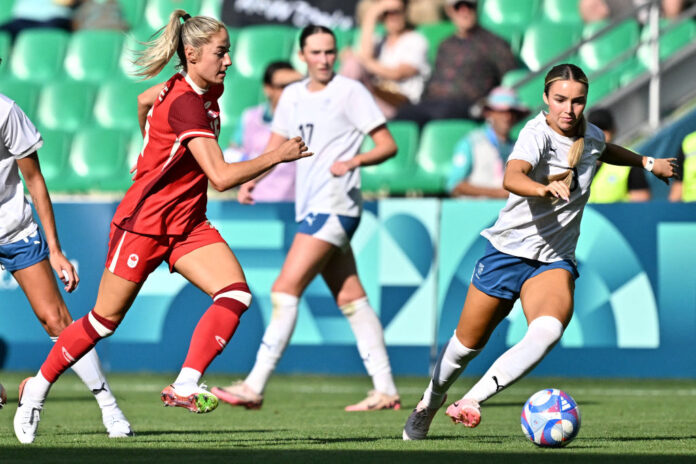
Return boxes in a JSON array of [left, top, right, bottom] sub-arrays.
[[213, 282, 252, 316], [84, 310, 119, 339], [338, 296, 369, 316], [527, 315, 564, 347], [41, 308, 72, 336]]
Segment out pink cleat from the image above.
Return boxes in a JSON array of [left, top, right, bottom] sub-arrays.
[[345, 390, 401, 411], [160, 384, 218, 413], [211, 382, 263, 410], [445, 398, 481, 428]]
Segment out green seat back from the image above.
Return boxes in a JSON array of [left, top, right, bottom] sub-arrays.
[[143, 0, 201, 30], [416, 22, 456, 64], [512, 72, 546, 112], [0, 32, 11, 76], [200, 0, 222, 19], [69, 126, 129, 190], [10, 29, 70, 83], [117, 0, 147, 29], [233, 25, 296, 78], [520, 21, 582, 71], [37, 81, 97, 132], [542, 0, 582, 25], [361, 121, 419, 192], [94, 79, 150, 130], [64, 30, 125, 82], [416, 119, 479, 176], [0, 0, 15, 25], [218, 72, 263, 126], [586, 71, 617, 108], [0, 79, 41, 120], [36, 128, 72, 188], [479, 0, 540, 46], [579, 19, 640, 72], [638, 18, 696, 66]]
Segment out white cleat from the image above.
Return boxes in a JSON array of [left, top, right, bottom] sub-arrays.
[[14, 377, 42, 444], [402, 395, 446, 441], [102, 408, 134, 438]]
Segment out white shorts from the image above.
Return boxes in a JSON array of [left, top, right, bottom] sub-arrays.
[[297, 213, 360, 249]]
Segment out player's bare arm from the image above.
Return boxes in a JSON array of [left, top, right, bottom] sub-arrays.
[[503, 159, 570, 201], [16, 154, 78, 292], [600, 142, 678, 184], [330, 124, 396, 176], [189, 135, 311, 191], [237, 132, 290, 204]]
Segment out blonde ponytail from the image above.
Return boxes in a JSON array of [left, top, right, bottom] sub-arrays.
[[548, 117, 586, 188], [132, 10, 226, 79]]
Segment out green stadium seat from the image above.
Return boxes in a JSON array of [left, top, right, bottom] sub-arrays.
[[520, 21, 582, 72], [391, 119, 479, 195], [94, 79, 151, 130], [37, 81, 97, 132], [0, 32, 11, 76], [479, 0, 540, 48], [542, 0, 582, 25], [68, 126, 130, 191], [10, 29, 70, 83], [360, 121, 419, 195], [0, 0, 15, 25], [637, 18, 696, 66], [507, 70, 546, 112], [200, 0, 222, 19], [117, 0, 147, 29], [64, 30, 125, 83], [218, 72, 263, 127], [35, 129, 72, 191], [579, 19, 640, 72], [416, 21, 456, 64], [0, 79, 41, 120], [143, 0, 202, 30], [233, 25, 296, 78], [586, 70, 617, 108]]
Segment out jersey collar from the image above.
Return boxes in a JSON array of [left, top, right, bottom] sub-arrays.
[[181, 70, 208, 95]]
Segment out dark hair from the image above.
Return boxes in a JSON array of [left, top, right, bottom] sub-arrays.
[[587, 108, 615, 133], [262, 61, 294, 85], [544, 63, 589, 95], [299, 25, 336, 50]]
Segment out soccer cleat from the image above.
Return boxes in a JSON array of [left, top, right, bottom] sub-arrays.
[[344, 390, 401, 412], [211, 382, 263, 410], [445, 397, 481, 428], [402, 395, 446, 440], [160, 383, 219, 414], [102, 408, 134, 438], [14, 377, 42, 444]]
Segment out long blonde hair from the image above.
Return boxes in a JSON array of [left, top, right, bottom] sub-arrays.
[[544, 63, 589, 189], [133, 10, 226, 79]]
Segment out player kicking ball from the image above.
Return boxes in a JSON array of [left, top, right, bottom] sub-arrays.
[[13, 10, 311, 444]]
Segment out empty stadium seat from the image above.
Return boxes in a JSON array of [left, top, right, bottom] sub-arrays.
[[0, 0, 15, 25], [361, 121, 419, 195], [0, 32, 11, 77], [233, 25, 296, 78], [10, 29, 70, 83], [143, 0, 202, 31], [0, 79, 41, 120], [218, 72, 263, 126], [200, 0, 222, 19], [520, 21, 582, 72], [503, 69, 546, 111], [479, 0, 540, 47], [68, 126, 130, 191], [579, 19, 640, 72], [37, 81, 97, 132], [586, 70, 617, 108], [416, 21, 456, 64], [637, 18, 696, 66], [94, 79, 151, 130], [35, 128, 72, 191], [391, 119, 479, 195], [542, 0, 582, 25], [117, 0, 147, 29], [64, 30, 125, 83]]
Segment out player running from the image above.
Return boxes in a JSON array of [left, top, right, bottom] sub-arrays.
[[212, 25, 401, 412], [0, 89, 132, 438], [402, 63, 678, 440], [13, 10, 310, 444]]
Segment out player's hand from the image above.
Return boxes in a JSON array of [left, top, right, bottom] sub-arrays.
[[330, 159, 357, 177], [651, 157, 679, 185], [277, 136, 312, 163], [49, 251, 79, 293], [539, 180, 570, 202], [237, 180, 256, 205]]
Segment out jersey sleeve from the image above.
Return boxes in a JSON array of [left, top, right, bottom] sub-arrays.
[[271, 88, 293, 138], [1, 102, 43, 159], [345, 82, 386, 134], [446, 137, 474, 192], [167, 92, 216, 143], [508, 128, 542, 168]]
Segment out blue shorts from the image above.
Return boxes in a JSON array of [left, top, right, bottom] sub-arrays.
[[297, 213, 360, 249], [471, 240, 579, 301], [0, 229, 49, 272]]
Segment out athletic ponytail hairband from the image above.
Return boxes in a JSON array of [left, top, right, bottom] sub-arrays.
[[182, 14, 191, 21]]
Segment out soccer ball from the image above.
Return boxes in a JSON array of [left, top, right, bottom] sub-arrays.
[[521, 388, 581, 447], [0, 383, 6, 409]]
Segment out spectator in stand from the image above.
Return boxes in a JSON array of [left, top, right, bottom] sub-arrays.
[[587, 108, 652, 203], [669, 129, 694, 201], [580, 0, 686, 23], [394, 0, 517, 127], [0, 0, 76, 42], [224, 61, 303, 202], [356, 0, 445, 26], [447, 87, 529, 199], [72, 0, 129, 31], [341, 0, 430, 119]]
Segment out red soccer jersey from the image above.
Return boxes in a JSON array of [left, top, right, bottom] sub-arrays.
[[113, 72, 222, 235]]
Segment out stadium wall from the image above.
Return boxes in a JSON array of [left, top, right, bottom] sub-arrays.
[[0, 200, 694, 378]]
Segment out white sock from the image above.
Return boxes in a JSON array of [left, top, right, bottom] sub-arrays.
[[52, 336, 117, 411], [173, 367, 202, 394], [245, 292, 299, 394], [422, 332, 479, 409], [464, 316, 564, 404], [342, 297, 398, 397], [24, 371, 52, 405]]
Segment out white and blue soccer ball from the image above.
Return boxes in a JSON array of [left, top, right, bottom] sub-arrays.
[[521, 388, 581, 447]]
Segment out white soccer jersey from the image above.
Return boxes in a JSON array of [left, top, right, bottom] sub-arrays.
[[0, 94, 43, 245], [271, 74, 386, 221], [481, 111, 606, 264]]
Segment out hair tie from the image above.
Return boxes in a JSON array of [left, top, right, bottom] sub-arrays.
[[182, 14, 191, 21]]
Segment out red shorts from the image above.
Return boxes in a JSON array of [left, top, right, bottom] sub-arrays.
[[105, 220, 226, 283]]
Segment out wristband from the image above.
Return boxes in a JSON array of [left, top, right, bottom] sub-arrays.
[[644, 156, 655, 172]]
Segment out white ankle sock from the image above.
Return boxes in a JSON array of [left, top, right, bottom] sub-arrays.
[[245, 292, 299, 394], [422, 333, 479, 408], [342, 297, 397, 396], [464, 316, 564, 403], [173, 367, 202, 394], [24, 371, 51, 405]]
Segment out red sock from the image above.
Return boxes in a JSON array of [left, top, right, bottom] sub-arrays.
[[182, 283, 251, 373], [40, 310, 118, 383]]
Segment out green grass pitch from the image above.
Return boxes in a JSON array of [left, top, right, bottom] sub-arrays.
[[1, 373, 695, 463]]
